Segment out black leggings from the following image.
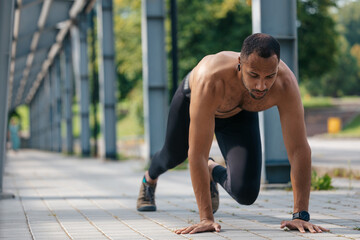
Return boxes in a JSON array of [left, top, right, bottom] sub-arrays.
[[148, 77, 262, 205]]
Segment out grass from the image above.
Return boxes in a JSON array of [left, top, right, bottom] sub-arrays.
[[311, 171, 334, 191], [116, 108, 143, 137], [287, 170, 335, 191], [332, 167, 360, 180], [10, 104, 30, 134], [302, 95, 334, 109], [300, 92, 360, 137], [69, 84, 144, 141], [172, 159, 189, 170], [336, 114, 360, 137]]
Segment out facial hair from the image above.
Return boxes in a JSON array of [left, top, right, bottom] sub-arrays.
[[240, 71, 268, 100]]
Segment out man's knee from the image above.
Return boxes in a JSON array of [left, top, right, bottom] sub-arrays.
[[231, 185, 259, 205], [164, 153, 187, 170]]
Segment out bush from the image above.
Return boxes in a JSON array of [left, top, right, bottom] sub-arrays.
[[311, 171, 334, 190]]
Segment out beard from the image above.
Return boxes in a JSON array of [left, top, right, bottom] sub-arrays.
[[241, 71, 268, 100], [250, 89, 268, 99]]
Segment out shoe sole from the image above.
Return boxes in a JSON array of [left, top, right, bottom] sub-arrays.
[[209, 157, 219, 214], [137, 206, 157, 212], [211, 180, 219, 214]]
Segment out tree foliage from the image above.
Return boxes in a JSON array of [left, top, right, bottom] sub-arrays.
[[337, 0, 360, 46], [297, 0, 360, 96], [175, 0, 252, 80], [304, 35, 359, 97], [111, 0, 359, 103], [297, 0, 338, 82], [113, 0, 142, 101]]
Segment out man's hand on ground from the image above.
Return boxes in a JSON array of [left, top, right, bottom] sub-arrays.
[[175, 219, 221, 234], [281, 219, 329, 233]]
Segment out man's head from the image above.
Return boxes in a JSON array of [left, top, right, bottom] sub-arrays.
[[239, 33, 281, 100]]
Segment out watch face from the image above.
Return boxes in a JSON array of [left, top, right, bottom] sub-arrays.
[[300, 211, 310, 221]]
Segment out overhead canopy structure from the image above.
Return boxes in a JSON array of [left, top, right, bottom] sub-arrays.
[[8, 0, 96, 112], [1, 0, 120, 198]]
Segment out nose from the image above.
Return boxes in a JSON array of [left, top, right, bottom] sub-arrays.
[[255, 80, 266, 91]]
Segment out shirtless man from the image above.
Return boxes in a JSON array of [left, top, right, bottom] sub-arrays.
[[136, 33, 329, 234]]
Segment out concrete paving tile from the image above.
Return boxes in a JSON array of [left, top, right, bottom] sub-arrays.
[[0, 237, 33, 240], [2, 150, 360, 240]]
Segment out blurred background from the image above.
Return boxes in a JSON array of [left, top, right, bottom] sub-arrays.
[[6, 0, 360, 157]]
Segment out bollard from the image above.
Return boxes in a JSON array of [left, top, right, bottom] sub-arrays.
[[328, 117, 342, 134]]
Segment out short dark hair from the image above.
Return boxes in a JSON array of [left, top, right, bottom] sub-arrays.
[[240, 33, 280, 62]]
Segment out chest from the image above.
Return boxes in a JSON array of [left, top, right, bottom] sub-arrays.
[[217, 87, 275, 113]]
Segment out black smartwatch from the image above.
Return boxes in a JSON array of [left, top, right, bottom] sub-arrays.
[[292, 211, 310, 222]]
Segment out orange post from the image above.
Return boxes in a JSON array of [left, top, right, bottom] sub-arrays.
[[328, 117, 342, 134]]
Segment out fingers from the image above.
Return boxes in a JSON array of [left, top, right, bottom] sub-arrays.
[[313, 225, 322, 233], [281, 220, 330, 234], [281, 221, 297, 230], [175, 225, 195, 234], [298, 225, 306, 233], [319, 226, 330, 232], [189, 225, 207, 234], [308, 224, 331, 233], [280, 220, 288, 228], [176, 222, 221, 234], [182, 227, 195, 234], [174, 227, 186, 234], [189, 223, 221, 234], [181, 226, 196, 234], [214, 223, 221, 232], [306, 224, 316, 233]]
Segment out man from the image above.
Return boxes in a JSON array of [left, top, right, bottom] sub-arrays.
[[136, 33, 329, 234]]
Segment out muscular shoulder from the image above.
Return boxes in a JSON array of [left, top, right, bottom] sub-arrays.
[[189, 52, 238, 109], [274, 61, 299, 96], [274, 61, 303, 109], [198, 51, 236, 71], [191, 54, 228, 93], [192, 51, 236, 87]]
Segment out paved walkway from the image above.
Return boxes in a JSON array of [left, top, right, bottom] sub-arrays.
[[308, 137, 360, 169], [1, 150, 360, 240]]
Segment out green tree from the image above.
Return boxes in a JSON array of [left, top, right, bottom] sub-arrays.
[[297, 0, 338, 82], [304, 36, 359, 97], [350, 44, 360, 78], [337, 0, 360, 46], [113, 0, 142, 101], [175, 0, 252, 80]]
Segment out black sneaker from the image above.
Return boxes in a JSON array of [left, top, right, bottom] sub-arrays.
[[137, 176, 157, 211], [209, 157, 219, 214]]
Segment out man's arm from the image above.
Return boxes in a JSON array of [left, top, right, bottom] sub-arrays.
[[278, 84, 311, 213], [175, 71, 224, 234], [277, 73, 329, 233]]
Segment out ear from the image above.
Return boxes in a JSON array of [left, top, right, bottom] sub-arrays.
[[238, 56, 241, 64]]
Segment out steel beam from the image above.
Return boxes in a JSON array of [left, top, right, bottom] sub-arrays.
[[141, 0, 168, 159], [252, 0, 297, 184], [97, 0, 117, 159], [40, 82, 47, 150], [62, 36, 74, 154], [71, 13, 90, 156], [45, 71, 53, 151], [54, 56, 62, 152], [0, 0, 15, 199], [51, 64, 57, 151], [29, 94, 35, 149]]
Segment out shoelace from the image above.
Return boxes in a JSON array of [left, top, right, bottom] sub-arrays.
[[144, 183, 155, 203]]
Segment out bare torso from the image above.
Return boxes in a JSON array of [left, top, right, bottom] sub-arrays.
[[189, 51, 291, 118]]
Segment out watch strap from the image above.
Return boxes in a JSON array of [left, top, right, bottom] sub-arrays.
[[292, 211, 310, 222]]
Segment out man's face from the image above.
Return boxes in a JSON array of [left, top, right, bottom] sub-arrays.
[[240, 53, 279, 100]]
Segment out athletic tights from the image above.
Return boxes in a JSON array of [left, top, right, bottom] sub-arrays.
[[148, 73, 262, 205]]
